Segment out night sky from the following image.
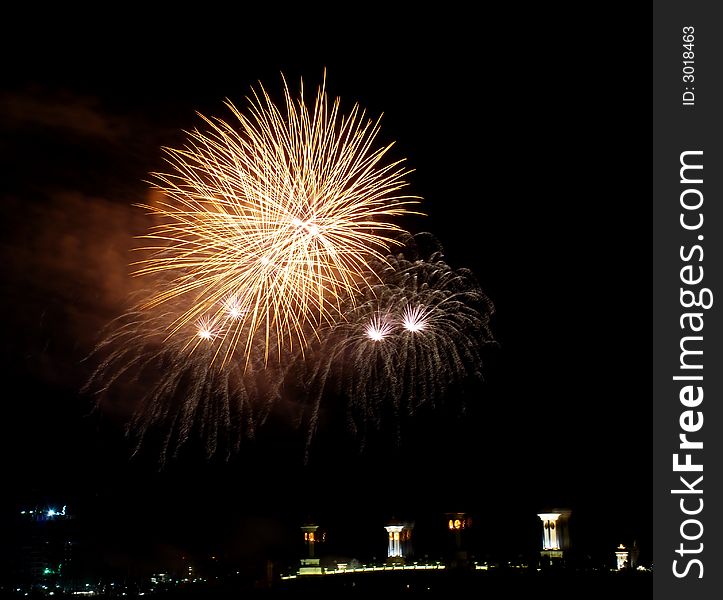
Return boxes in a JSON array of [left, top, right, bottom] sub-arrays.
[[0, 17, 647, 577]]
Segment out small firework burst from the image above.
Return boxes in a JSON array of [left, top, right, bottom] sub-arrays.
[[304, 235, 496, 448]]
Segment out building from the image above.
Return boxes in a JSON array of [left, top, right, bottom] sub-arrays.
[[384, 520, 414, 564], [537, 509, 571, 565], [16, 505, 74, 585], [298, 523, 324, 575], [615, 541, 640, 570], [445, 512, 471, 569]]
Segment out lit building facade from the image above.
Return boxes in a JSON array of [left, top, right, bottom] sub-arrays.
[[298, 523, 323, 575], [537, 510, 571, 563], [385, 521, 413, 563], [446, 512, 471, 569], [615, 544, 629, 570], [446, 513, 471, 545], [301, 524, 319, 559], [614, 541, 639, 570]]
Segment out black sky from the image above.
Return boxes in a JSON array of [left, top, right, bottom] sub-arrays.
[[0, 16, 647, 572]]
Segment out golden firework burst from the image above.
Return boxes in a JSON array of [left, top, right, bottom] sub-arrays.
[[133, 76, 419, 363]]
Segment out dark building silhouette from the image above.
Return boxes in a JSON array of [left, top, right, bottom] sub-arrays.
[[15, 505, 74, 587]]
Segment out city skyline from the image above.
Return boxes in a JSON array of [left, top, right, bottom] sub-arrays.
[[7, 501, 648, 581]]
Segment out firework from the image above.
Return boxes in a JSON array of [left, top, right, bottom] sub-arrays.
[[85, 237, 494, 460], [133, 76, 418, 363], [305, 236, 495, 446], [83, 298, 297, 462]]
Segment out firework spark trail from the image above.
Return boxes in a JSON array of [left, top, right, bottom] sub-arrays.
[[84, 238, 494, 461], [305, 236, 495, 448], [83, 299, 298, 462], [133, 76, 418, 363], [83, 79, 499, 462]]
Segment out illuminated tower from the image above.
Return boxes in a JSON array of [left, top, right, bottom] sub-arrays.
[[537, 509, 571, 564], [302, 524, 319, 559], [615, 544, 629, 570], [385, 520, 413, 564], [446, 513, 471, 549], [298, 523, 323, 575], [446, 513, 471, 569]]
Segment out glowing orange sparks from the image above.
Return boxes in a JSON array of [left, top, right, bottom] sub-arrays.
[[133, 76, 420, 363]]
